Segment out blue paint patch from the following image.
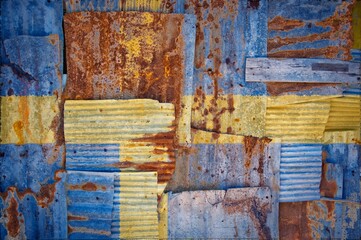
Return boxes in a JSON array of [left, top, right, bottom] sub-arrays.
[[1, 35, 62, 96]]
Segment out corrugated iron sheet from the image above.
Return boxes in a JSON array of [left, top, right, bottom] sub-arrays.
[[66, 171, 159, 239], [168, 187, 278, 238], [0, 145, 67, 239], [268, 0, 354, 60], [1, 35, 62, 96], [64, 99, 176, 187], [246, 58, 361, 83], [64, 0, 170, 13], [112, 172, 158, 239], [265, 96, 331, 143], [1, 96, 60, 144], [279, 144, 322, 202], [63, 11, 195, 144], [0, 0, 63, 64]]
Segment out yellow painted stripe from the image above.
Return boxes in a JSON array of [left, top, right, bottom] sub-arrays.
[[119, 172, 159, 239], [0, 96, 59, 144], [158, 193, 168, 239]]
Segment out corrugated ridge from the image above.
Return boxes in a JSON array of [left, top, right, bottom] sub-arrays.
[[265, 101, 330, 143], [64, 99, 175, 144], [279, 144, 322, 202], [325, 96, 361, 131], [111, 172, 159, 239]]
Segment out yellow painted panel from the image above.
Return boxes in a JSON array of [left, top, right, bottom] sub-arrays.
[[353, 1, 361, 49], [192, 95, 266, 137], [178, 95, 192, 145], [119, 172, 159, 239], [0, 96, 59, 144], [158, 193, 168, 239]]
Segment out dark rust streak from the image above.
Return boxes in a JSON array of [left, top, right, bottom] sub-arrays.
[[268, 16, 305, 31], [68, 215, 89, 221], [266, 82, 338, 96], [6, 194, 20, 238], [68, 182, 107, 192]]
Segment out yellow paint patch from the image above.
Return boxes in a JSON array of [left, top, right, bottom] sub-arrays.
[[192, 129, 244, 144], [120, 0, 163, 12], [1, 96, 59, 144], [158, 193, 168, 239], [178, 96, 192, 145], [192, 95, 266, 137], [118, 172, 159, 239]]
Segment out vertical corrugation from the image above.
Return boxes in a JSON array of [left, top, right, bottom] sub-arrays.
[[279, 144, 322, 202], [112, 172, 159, 239]]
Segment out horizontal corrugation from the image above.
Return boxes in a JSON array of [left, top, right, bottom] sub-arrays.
[[67, 171, 115, 239], [279, 144, 322, 202], [111, 172, 158, 239], [265, 101, 330, 143], [64, 99, 174, 144], [325, 96, 361, 131]]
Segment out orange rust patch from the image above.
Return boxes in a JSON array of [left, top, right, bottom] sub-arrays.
[[68, 182, 107, 192], [269, 16, 305, 31], [81, 182, 98, 191], [320, 163, 338, 198], [68, 215, 89, 221], [13, 121, 25, 145], [266, 82, 339, 96], [6, 195, 20, 238]]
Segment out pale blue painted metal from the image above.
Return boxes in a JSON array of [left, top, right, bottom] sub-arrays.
[[246, 58, 361, 84], [1, 35, 62, 96], [66, 171, 114, 239], [0, 144, 67, 239], [279, 144, 322, 202], [0, 0, 63, 64], [351, 49, 361, 62], [168, 187, 278, 238]]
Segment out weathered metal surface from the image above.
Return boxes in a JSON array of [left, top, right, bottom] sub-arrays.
[[279, 144, 322, 202], [67, 171, 114, 239], [352, 1, 361, 50], [0, 96, 60, 144], [268, 0, 354, 60], [67, 171, 159, 239], [64, 99, 176, 188], [246, 58, 361, 83], [63, 11, 195, 144], [168, 187, 278, 239], [166, 129, 280, 193], [280, 200, 361, 239], [112, 172, 158, 239], [351, 49, 361, 62], [64, 0, 169, 13], [265, 96, 331, 143], [1, 35, 62, 96], [0, 144, 67, 239], [0, 0, 63, 64]]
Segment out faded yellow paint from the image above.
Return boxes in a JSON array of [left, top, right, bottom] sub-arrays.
[[119, 0, 163, 12], [353, 1, 361, 49], [64, 99, 175, 144], [192, 95, 266, 137], [1, 96, 59, 144], [192, 129, 244, 144], [118, 172, 159, 239], [178, 96, 192, 145], [158, 193, 168, 239], [323, 131, 360, 144], [192, 95, 360, 144]]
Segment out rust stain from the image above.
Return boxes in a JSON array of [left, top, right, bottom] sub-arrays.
[[279, 202, 312, 240], [6, 193, 20, 238], [268, 16, 305, 31], [266, 82, 339, 96], [222, 193, 271, 239], [268, 1, 354, 60], [68, 182, 107, 192], [320, 151, 338, 198], [247, 0, 260, 10], [68, 215, 89, 221], [243, 136, 271, 186], [13, 121, 25, 145]]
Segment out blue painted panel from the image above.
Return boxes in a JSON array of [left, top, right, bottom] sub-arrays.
[[0, 0, 63, 63], [66, 171, 114, 239], [1, 35, 62, 96]]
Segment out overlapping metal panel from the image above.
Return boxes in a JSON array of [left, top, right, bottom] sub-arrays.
[[66, 171, 159, 239], [64, 99, 176, 187], [0, 0, 63, 64], [279, 144, 322, 202], [168, 187, 278, 238], [268, 0, 354, 60], [1, 35, 63, 96], [63, 11, 195, 144], [0, 145, 66, 239], [246, 58, 361, 83]]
